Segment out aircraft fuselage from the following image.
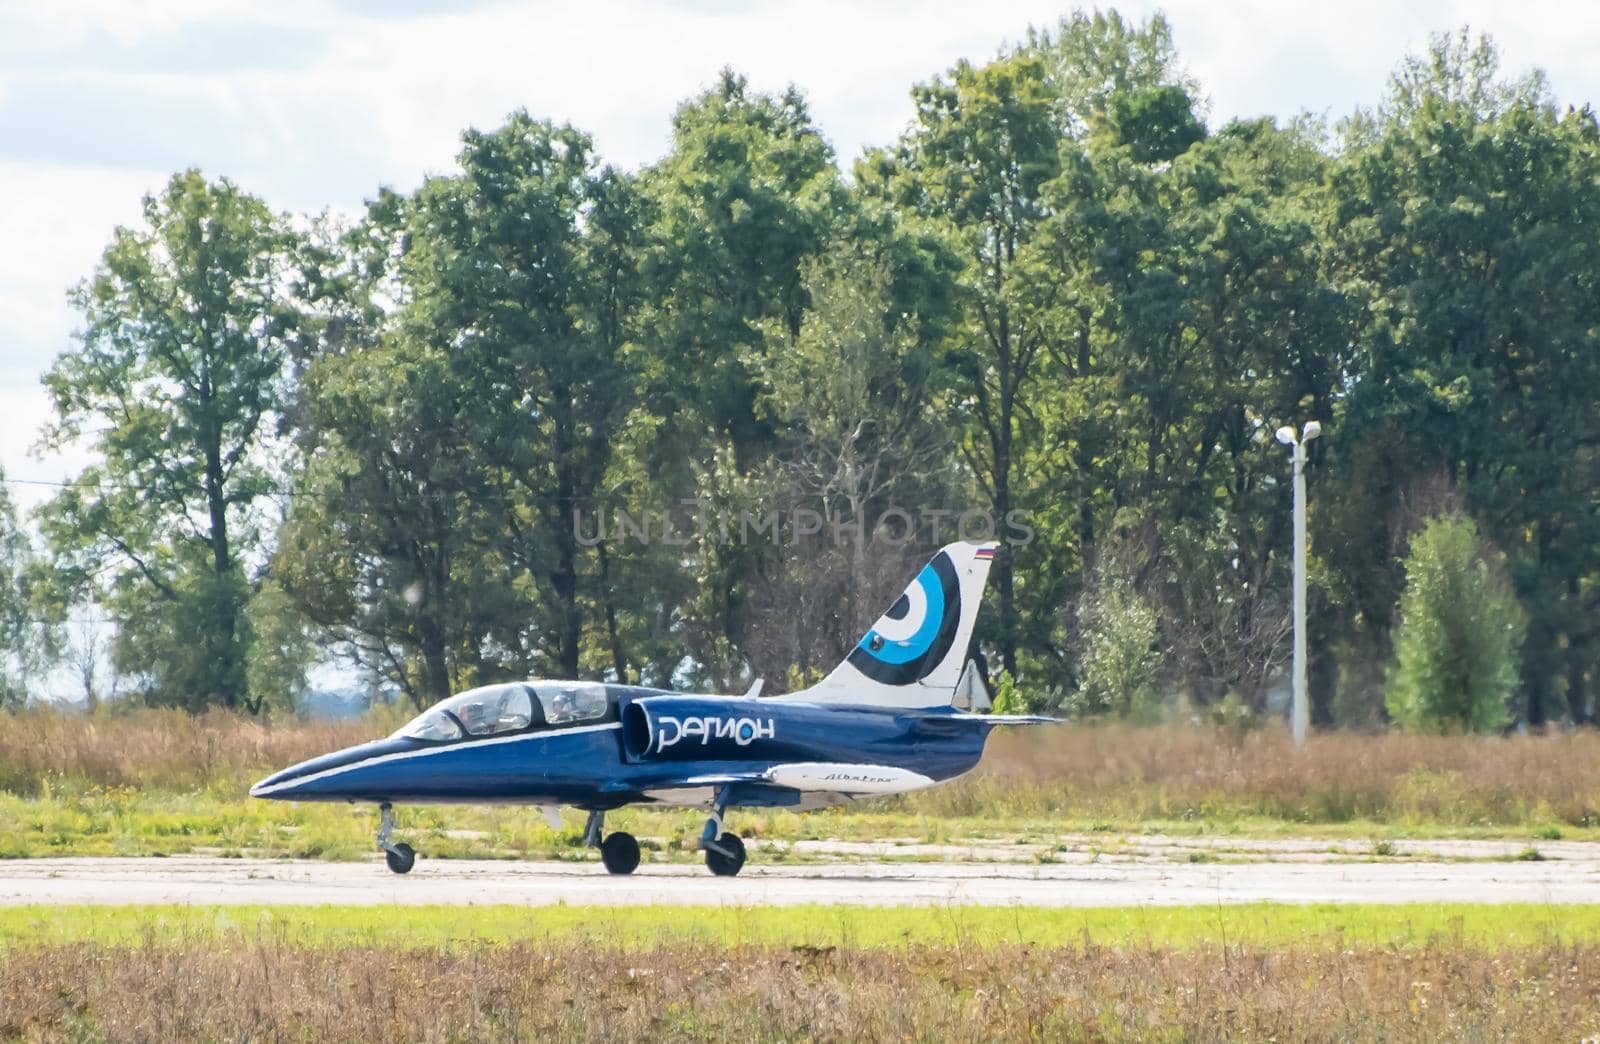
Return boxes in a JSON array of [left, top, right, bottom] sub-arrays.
[[250, 686, 996, 810]]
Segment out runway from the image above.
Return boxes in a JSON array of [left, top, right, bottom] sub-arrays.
[[1, 850, 1597, 906]]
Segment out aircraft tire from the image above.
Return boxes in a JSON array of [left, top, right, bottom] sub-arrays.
[[600, 831, 641, 875], [705, 832, 746, 877], [385, 842, 416, 874]]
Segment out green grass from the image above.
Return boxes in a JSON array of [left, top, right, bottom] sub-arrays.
[[3, 902, 1596, 951], [4, 787, 1596, 862], [8, 712, 1600, 861]]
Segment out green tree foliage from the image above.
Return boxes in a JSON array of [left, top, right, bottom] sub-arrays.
[[243, 579, 316, 716], [407, 115, 636, 680], [1386, 515, 1526, 733], [39, 172, 295, 711], [859, 12, 1198, 686], [764, 251, 946, 523], [277, 333, 496, 707], [0, 472, 59, 708], [748, 247, 955, 681], [1026, 9, 1193, 135], [1069, 572, 1161, 721], [1032, 109, 1337, 707], [627, 73, 845, 685], [641, 70, 841, 464], [27, 17, 1600, 727], [858, 51, 1061, 680], [1103, 85, 1207, 163], [279, 114, 651, 702], [1328, 31, 1600, 724]]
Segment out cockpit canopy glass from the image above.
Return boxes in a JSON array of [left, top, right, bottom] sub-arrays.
[[393, 681, 610, 742], [532, 681, 608, 725], [395, 683, 533, 741], [400, 707, 462, 742]]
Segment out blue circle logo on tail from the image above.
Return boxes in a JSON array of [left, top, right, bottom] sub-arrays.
[[847, 552, 962, 685]]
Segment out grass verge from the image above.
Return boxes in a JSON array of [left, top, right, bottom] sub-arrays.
[[2, 789, 1595, 862], [3, 902, 1598, 950], [6, 709, 1600, 859], [4, 913, 1600, 1040]]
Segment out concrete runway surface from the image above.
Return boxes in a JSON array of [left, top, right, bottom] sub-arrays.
[[1, 851, 1597, 906]]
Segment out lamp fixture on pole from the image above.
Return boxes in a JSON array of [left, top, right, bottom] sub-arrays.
[[1275, 421, 1321, 747]]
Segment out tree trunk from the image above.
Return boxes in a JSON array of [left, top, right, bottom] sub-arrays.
[[201, 379, 242, 710], [1310, 617, 1336, 727], [597, 540, 629, 684], [1569, 575, 1590, 725], [418, 614, 452, 705], [994, 477, 1018, 678]]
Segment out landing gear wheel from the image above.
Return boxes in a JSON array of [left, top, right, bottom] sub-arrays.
[[600, 831, 641, 875], [704, 832, 746, 877], [385, 842, 415, 875]]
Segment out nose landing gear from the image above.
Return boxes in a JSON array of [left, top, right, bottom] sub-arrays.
[[377, 802, 415, 874], [584, 809, 641, 875]]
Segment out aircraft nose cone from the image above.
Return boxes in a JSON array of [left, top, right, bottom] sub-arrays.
[[249, 766, 301, 798], [249, 736, 422, 800], [250, 759, 321, 799]]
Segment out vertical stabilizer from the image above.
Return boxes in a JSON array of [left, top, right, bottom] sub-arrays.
[[780, 541, 998, 709]]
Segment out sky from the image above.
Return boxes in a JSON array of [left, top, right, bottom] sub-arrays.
[[3, 0, 1600, 518]]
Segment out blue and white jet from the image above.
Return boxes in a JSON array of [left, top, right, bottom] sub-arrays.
[[252, 541, 1052, 876]]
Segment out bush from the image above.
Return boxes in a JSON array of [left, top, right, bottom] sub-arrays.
[[1068, 577, 1161, 722], [1386, 514, 1525, 733]]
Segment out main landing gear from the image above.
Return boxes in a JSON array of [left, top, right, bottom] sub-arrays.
[[377, 802, 415, 874], [584, 810, 641, 875], [699, 788, 747, 877]]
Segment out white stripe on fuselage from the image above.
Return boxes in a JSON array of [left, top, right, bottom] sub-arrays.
[[249, 722, 623, 799]]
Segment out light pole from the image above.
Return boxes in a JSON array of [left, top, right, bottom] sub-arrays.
[[1275, 420, 1321, 747]]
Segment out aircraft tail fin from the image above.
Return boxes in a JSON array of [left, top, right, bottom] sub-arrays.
[[780, 541, 999, 709]]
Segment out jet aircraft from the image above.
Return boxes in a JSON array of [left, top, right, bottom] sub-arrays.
[[252, 541, 1053, 876]]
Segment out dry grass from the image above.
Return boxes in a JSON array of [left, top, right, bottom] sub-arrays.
[[5, 706, 1600, 830], [913, 724, 1600, 827], [0, 706, 386, 796], [1, 936, 1597, 1041]]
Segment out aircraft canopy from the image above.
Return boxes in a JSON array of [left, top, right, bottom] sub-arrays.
[[394, 681, 611, 742]]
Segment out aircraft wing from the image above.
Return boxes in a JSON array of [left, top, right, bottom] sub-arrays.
[[679, 772, 773, 787], [631, 763, 939, 798], [599, 772, 774, 795], [909, 712, 1059, 731]]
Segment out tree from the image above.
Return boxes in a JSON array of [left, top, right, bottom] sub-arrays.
[[281, 113, 652, 700], [748, 245, 955, 682], [64, 615, 109, 711], [38, 171, 295, 711], [277, 329, 506, 709], [403, 113, 638, 680], [0, 472, 59, 708], [1069, 566, 1161, 721], [1026, 9, 1195, 136], [1033, 112, 1341, 708], [859, 52, 1060, 679], [1328, 31, 1600, 723], [640, 70, 841, 465], [862, 15, 1197, 683], [1386, 514, 1525, 732], [626, 72, 845, 683], [243, 578, 317, 715]]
